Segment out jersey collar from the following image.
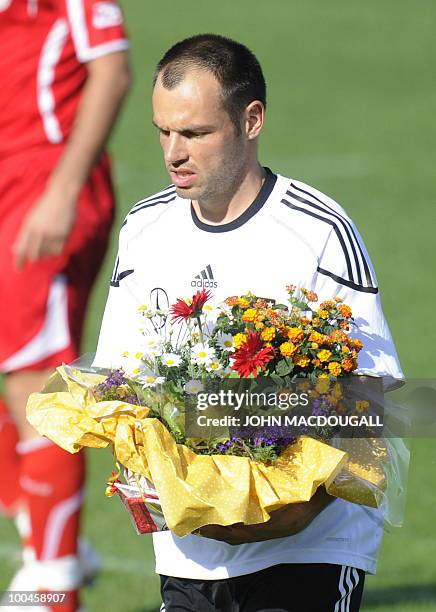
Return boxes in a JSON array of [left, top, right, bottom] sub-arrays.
[[190, 167, 277, 233]]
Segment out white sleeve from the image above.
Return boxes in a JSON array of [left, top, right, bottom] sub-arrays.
[[313, 224, 404, 387], [93, 223, 141, 369]]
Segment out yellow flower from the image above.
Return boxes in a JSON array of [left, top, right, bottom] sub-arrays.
[[261, 327, 276, 341], [317, 309, 329, 319], [328, 362, 342, 376], [315, 376, 330, 394], [317, 349, 332, 362], [237, 298, 250, 309], [294, 355, 310, 368], [242, 308, 257, 323], [255, 321, 265, 331], [331, 383, 343, 400], [279, 342, 296, 357], [233, 333, 247, 349], [356, 400, 369, 413]]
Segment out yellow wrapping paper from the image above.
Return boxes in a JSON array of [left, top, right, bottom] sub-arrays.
[[26, 366, 385, 536]]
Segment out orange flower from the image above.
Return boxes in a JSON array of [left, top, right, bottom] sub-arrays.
[[309, 331, 327, 344], [254, 299, 268, 309], [340, 321, 349, 330], [338, 304, 352, 319], [279, 342, 297, 357], [328, 362, 342, 376], [301, 288, 318, 302], [347, 338, 363, 351], [341, 357, 356, 372], [320, 300, 335, 309], [287, 327, 304, 342], [225, 296, 239, 306], [330, 330, 348, 343], [312, 358, 321, 367]]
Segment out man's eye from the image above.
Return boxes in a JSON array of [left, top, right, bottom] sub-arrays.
[[183, 131, 208, 139], [160, 129, 170, 137]]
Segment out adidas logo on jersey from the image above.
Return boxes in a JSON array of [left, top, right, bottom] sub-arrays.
[[191, 265, 218, 289]]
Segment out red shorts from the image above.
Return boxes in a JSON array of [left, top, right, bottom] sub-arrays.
[[0, 147, 115, 372]]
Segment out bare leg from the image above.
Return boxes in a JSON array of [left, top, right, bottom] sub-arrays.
[[4, 368, 54, 441]]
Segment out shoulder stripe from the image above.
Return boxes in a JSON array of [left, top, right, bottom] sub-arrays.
[[317, 266, 378, 294], [286, 188, 363, 285], [130, 185, 176, 213], [110, 255, 120, 286], [281, 196, 354, 283], [128, 191, 176, 217], [110, 268, 134, 288], [289, 182, 376, 287]]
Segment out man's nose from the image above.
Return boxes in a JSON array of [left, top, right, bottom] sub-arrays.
[[164, 133, 188, 166]]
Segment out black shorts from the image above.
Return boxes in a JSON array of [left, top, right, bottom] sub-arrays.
[[160, 563, 365, 612]]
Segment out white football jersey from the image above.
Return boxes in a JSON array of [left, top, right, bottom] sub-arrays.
[[94, 169, 403, 579]]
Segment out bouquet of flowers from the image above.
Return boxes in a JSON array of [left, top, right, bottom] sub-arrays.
[[26, 286, 392, 536]]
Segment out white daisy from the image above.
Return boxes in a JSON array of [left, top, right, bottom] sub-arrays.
[[205, 360, 223, 374], [141, 335, 163, 358], [161, 353, 182, 367], [202, 303, 220, 319], [121, 351, 144, 378], [184, 380, 205, 394], [191, 343, 216, 365], [141, 374, 165, 388], [215, 332, 235, 352]]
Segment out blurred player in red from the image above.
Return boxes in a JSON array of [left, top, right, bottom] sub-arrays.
[[0, 1, 131, 609]]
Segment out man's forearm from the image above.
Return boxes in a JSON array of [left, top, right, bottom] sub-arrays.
[[47, 50, 131, 200], [197, 486, 334, 546]]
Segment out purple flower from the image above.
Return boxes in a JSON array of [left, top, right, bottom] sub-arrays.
[[106, 369, 127, 387]]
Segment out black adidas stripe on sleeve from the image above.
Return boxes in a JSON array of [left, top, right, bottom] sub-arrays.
[[281, 183, 378, 293]]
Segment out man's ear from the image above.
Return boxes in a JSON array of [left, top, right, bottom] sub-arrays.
[[245, 100, 265, 140]]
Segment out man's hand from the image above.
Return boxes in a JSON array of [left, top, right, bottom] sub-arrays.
[[196, 486, 334, 546], [13, 186, 77, 268]]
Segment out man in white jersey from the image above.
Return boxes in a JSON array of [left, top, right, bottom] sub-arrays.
[[94, 34, 403, 611]]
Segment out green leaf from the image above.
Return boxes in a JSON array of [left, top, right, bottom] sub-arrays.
[[276, 358, 292, 377]]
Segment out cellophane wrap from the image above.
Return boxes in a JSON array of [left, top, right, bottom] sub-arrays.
[[27, 366, 397, 536]]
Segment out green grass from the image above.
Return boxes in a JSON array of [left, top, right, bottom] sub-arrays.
[[1, 1, 436, 610]]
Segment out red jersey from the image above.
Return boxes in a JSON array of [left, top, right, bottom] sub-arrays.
[[0, 0, 128, 159]]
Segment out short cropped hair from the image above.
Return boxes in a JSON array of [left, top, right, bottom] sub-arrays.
[[153, 34, 266, 133]]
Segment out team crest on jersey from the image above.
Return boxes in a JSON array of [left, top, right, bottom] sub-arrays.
[[191, 265, 218, 289], [92, 2, 123, 29]]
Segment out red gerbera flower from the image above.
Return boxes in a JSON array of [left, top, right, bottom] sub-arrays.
[[170, 289, 212, 323], [230, 332, 276, 378]]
